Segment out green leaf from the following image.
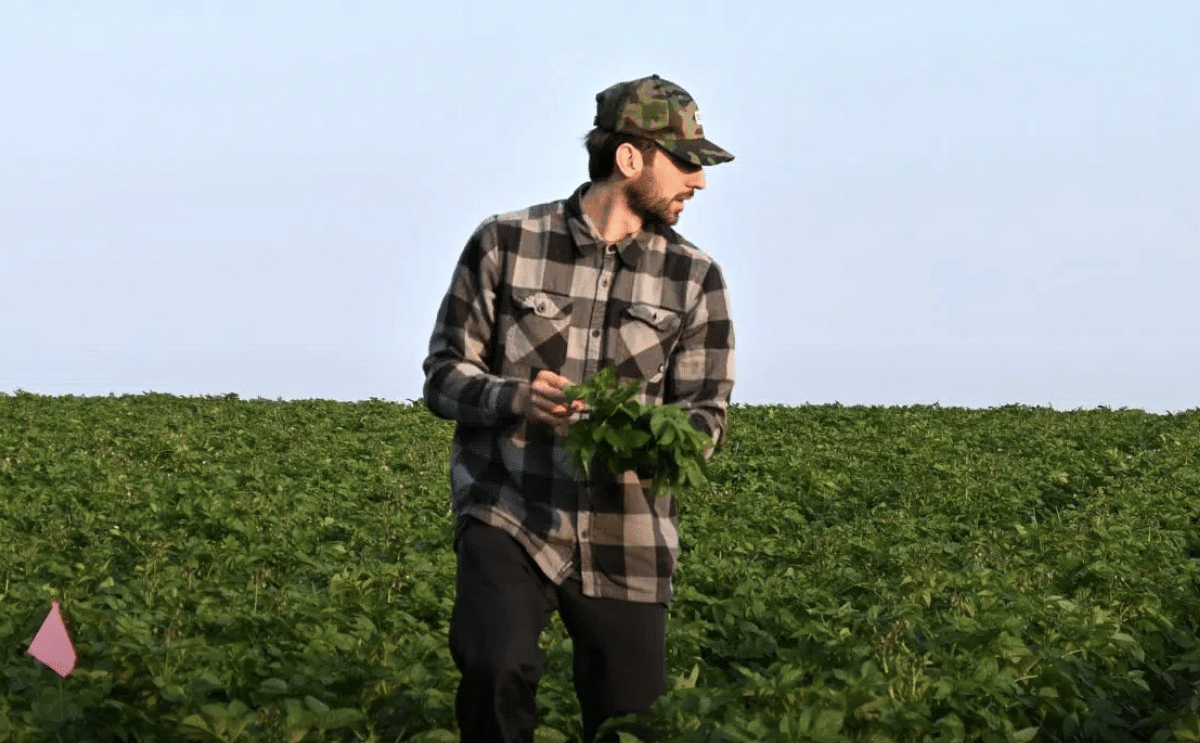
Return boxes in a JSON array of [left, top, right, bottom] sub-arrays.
[[603, 426, 627, 452], [811, 709, 844, 740], [627, 430, 651, 448], [179, 715, 213, 733], [321, 708, 365, 728], [304, 695, 330, 714]]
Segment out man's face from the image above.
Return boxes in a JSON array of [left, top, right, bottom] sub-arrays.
[[623, 147, 707, 227]]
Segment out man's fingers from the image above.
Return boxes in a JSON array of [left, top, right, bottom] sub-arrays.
[[531, 379, 575, 419], [545, 369, 572, 387], [526, 371, 585, 432], [538, 388, 567, 407], [535, 370, 575, 393], [532, 406, 573, 430], [532, 382, 566, 409], [533, 374, 577, 406]]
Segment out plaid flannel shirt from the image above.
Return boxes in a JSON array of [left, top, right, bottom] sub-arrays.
[[422, 182, 735, 604]]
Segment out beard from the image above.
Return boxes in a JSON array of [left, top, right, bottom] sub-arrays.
[[623, 171, 680, 227]]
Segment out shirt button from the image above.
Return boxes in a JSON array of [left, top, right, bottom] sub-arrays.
[[606, 245, 616, 254], [591, 330, 600, 338], [600, 278, 609, 288]]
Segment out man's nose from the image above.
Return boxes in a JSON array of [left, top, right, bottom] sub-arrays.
[[689, 169, 707, 190]]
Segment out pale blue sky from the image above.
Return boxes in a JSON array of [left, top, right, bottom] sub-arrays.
[[3, 2, 1198, 411]]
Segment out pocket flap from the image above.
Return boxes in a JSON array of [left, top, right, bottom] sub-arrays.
[[513, 289, 571, 319], [625, 303, 680, 332]]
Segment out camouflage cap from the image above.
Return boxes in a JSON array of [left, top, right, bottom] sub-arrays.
[[593, 74, 734, 167]]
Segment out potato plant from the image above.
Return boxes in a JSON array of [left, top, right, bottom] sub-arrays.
[[562, 366, 713, 496]]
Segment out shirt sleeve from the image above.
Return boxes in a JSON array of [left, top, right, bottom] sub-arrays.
[[667, 260, 736, 458], [422, 217, 531, 427]]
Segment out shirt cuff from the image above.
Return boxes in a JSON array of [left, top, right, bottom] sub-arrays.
[[504, 379, 532, 418]]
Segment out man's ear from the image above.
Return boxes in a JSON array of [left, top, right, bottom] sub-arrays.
[[614, 143, 644, 179]]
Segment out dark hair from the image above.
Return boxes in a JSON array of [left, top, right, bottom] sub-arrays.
[[584, 128, 658, 182]]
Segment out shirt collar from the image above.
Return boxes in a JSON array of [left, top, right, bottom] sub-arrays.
[[566, 182, 670, 269]]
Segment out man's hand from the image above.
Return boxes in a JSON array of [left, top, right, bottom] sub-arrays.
[[514, 370, 587, 435]]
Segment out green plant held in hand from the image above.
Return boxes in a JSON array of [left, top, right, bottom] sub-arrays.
[[562, 366, 713, 497]]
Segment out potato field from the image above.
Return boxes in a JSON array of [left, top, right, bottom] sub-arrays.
[[3, 393, 1200, 742]]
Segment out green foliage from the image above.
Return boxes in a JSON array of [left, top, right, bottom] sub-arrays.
[[0, 393, 459, 743], [562, 367, 713, 496], [2, 392, 1200, 741]]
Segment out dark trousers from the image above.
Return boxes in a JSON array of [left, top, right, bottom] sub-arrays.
[[449, 518, 667, 743]]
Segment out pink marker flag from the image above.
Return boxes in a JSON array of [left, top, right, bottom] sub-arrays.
[[27, 601, 77, 678]]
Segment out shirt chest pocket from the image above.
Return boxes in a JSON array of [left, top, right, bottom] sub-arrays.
[[616, 303, 682, 386], [503, 289, 572, 374]]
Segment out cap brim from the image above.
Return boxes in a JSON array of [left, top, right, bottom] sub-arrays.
[[658, 137, 735, 166]]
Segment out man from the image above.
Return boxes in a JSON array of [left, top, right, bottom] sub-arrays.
[[422, 74, 736, 743]]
